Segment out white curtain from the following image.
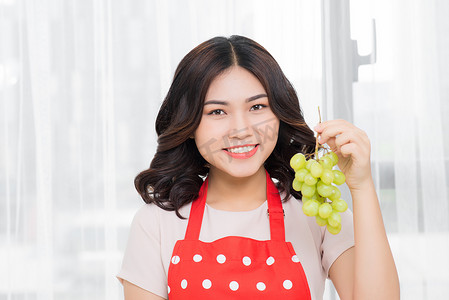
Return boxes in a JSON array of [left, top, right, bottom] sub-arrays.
[[351, 0, 449, 299], [0, 0, 322, 299]]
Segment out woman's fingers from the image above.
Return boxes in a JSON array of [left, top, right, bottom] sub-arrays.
[[314, 119, 373, 189], [321, 133, 356, 158], [340, 142, 358, 158], [324, 136, 338, 153], [314, 119, 348, 142], [315, 120, 371, 165], [315, 120, 369, 151]]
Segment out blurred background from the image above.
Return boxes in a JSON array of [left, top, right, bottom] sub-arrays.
[[1, 0, 448, 299]]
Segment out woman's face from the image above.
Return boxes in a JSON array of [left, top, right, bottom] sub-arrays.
[[194, 66, 280, 178]]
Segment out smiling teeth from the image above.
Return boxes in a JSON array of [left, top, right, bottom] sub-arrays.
[[227, 145, 256, 154]]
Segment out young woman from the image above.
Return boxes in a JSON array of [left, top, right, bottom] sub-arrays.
[[117, 35, 400, 299]]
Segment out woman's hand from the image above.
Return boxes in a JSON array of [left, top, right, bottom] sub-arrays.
[[314, 119, 372, 191]]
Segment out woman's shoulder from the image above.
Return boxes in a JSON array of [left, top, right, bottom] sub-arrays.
[[133, 201, 192, 221], [130, 202, 191, 238]]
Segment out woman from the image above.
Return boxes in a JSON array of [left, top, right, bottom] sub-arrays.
[[117, 35, 400, 299]]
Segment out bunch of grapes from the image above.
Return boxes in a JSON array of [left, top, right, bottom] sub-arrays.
[[290, 151, 348, 235]]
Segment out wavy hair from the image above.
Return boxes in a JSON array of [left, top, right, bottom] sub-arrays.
[[134, 35, 316, 218]]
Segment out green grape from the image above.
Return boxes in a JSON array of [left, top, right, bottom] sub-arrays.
[[320, 169, 334, 185], [292, 178, 303, 191], [305, 159, 315, 170], [304, 173, 317, 186], [309, 192, 319, 201], [332, 170, 346, 185], [315, 215, 328, 226], [328, 185, 341, 201], [305, 197, 321, 205], [319, 156, 333, 169], [318, 202, 332, 219], [312, 194, 325, 203], [295, 168, 309, 182], [303, 193, 318, 202], [317, 181, 333, 197], [327, 223, 342, 235], [302, 199, 320, 217], [331, 199, 348, 212], [301, 183, 316, 198], [312, 196, 324, 204], [327, 211, 342, 227], [290, 153, 306, 171], [310, 161, 323, 178], [326, 151, 339, 166]]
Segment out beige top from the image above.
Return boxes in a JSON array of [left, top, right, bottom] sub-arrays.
[[117, 194, 354, 299]]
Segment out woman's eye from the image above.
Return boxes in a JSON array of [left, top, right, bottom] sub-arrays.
[[208, 109, 225, 115], [250, 104, 267, 111]]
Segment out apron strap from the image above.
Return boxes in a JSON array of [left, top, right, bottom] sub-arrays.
[[184, 171, 286, 242], [265, 171, 286, 242], [184, 178, 208, 240]]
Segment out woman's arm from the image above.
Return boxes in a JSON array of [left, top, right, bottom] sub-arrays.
[[329, 181, 400, 299], [315, 120, 400, 300], [123, 280, 166, 300]]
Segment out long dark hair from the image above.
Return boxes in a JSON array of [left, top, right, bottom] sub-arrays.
[[135, 35, 316, 218]]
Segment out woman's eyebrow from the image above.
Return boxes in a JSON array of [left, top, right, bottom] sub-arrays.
[[246, 93, 268, 102], [204, 100, 228, 106], [204, 94, 268, 106]]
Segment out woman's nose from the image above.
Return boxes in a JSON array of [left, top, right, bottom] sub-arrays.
[[228, 113, 252, 140]]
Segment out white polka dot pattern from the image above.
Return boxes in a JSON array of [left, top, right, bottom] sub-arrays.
[[216, 254, 226, 264], [202, 279, 212, 289], [169, 252, 304, 295], [242, 256, 251, 266], [283, 280, 293, 290], [193, 254, 202, 262], [171, 255, 180, 264], [256, 282, 266, 291], [229, 281, 239, 291], [181, 279, 188, 289]]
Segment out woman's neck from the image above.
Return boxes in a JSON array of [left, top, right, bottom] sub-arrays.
[[205, 166, 267, 211]]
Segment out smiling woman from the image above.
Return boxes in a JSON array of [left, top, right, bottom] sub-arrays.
[[118, 35, 399, 300]]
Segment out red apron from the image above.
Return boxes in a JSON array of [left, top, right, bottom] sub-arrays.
[[167, 171, 311, 299]]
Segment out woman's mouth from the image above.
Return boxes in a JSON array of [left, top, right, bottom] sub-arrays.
[[223, 144, 259, 159]]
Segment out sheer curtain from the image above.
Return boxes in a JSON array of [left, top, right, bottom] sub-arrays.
[[350, 0, 449, 299], [0, 0, 322, 299]]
